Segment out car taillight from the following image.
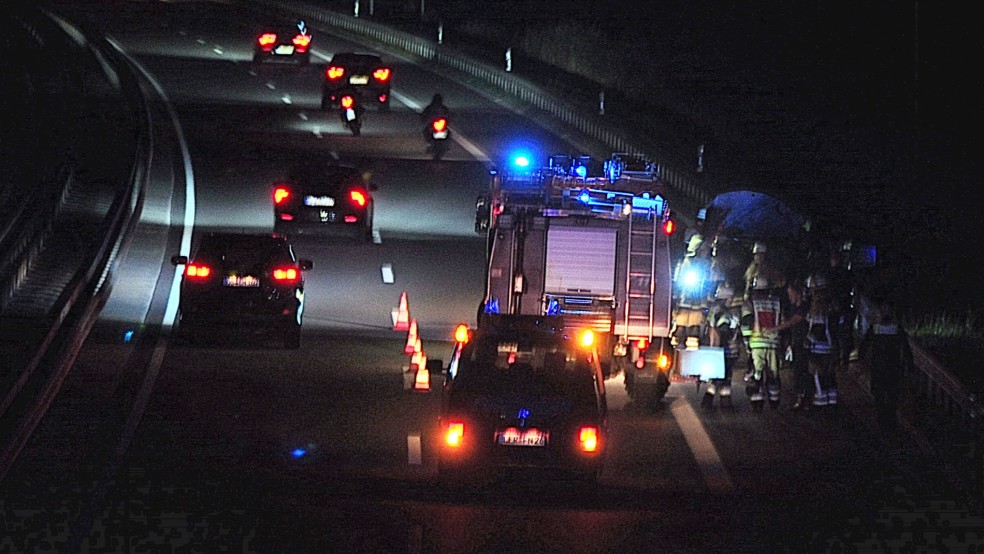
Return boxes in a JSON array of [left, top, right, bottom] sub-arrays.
[[257, 33, 277, 50], [372, 67, 391, 81], [431, 118, 447, 132], [445, 422, 465, 447], [274, 186, 290, 204], [273, 267, 299, 282], [185, 264, 211, 279], [292, 33, 311, 52], [578, 426, 599, 453], [349, 190, 367, 207], [340, 95, 355, 109], [326, 66, 345, 80]]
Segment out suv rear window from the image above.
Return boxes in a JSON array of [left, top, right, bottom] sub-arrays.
[[454, 336, 595, 399], [194, 235, 293, 267]]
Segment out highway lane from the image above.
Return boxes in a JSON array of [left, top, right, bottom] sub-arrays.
[[3, 2, 982, 552]]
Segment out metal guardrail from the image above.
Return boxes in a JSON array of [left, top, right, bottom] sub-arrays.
[[0, 4, 151, 482]]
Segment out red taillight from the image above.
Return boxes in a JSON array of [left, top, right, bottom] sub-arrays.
[[292, 33, 311, 52], [431, 118, 447, 132], [372, 67, 391, 82], [344, 215, 358, 223], [274, 186, 290, 204], [445, 422, 465, 447], [185, 264, 211, 279], [637, 339, 649, 350], [578, 426, 599, 453], [349, 190, 367, 207], [663, 219, 675, 235], [273, 267, 299, 281], [340, 95, 355, 109], [326, 66, 345, 80], [257, 33, 277, 50]]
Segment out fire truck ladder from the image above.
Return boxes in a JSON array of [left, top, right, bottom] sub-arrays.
[[622, 206, 659, 340]]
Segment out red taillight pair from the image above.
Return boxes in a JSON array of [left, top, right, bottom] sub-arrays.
[[185, 264, 211, 279], [257, 33, 277, 50], [372, 68, 391, 82], [273, 267, 298, 282], [431, 118, 447, 132]]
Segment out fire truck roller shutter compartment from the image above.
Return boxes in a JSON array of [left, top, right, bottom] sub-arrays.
[[544, 226, 617, 296]]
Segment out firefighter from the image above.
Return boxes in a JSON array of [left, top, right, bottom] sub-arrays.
[[672, 234, 713, 348], [805, 274, 838, 406], [827, 249, 856, 371], [746, 275, 783, 411], [859, 297, 913, 435], [742, 242, 786, 301], [703, 281, 741, 407], [773, 280, 811, 410]]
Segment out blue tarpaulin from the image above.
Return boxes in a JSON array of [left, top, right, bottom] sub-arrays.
[[704, 190, 805, 241]]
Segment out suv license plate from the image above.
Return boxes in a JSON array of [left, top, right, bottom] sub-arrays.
[[497, 428, 547, 447], [349, 75, 369, 85], [223, 275, 260, 287], [274, 45, 295, 55]]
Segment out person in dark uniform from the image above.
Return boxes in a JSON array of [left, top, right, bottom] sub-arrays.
[[859, 297, 914, 435]]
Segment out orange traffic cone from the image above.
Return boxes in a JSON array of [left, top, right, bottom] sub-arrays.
[[394, 292, 410, 331], [404, 319, 419, 354], [414, 353, 430, 391], [413, 337, 422, 354], [410, 350, 422, 372]]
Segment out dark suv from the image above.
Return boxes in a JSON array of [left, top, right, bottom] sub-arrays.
[[321, 52, 391, 110], [272, 164, 375, 242], [438, 315, 608, 488], [170, 232, 313, 349]]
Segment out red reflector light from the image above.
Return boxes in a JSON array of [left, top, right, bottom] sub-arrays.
[[445, 422, 464, 447], [326, 66, 345, 80], [340, 95, 355, 109], [378, 93, 388, 103], [258, 33, 277, 48], [579, 426, 599, 452], [279, 213, 294, 221], [432, 118, 447, 132], [344, 215, 358, 223], [186, 264, 211, 278], [274, 187, 290, 204], [273, 267, 298, 281], [635, 357, 645, 369], [373, 67, 391, 81], [349, 190, 367, 207], [663, 219, 675, 235]]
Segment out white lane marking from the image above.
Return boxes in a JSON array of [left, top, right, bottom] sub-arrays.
[[196, 38, 205, 45], [670, 397, 735, 492], [381, 263, 394, 283], [106, 38, 197, 329], [312, 127, 322, 139], [212, 47, 223, 55], [391, 90, 490, 162], [281, 95, 292, 105], [329, 150, 340, 160], [299, 112, 309, 121], [311, 49, 332, 62], [407, 433, 422, 465], [372, 230, 382, 244], [266, 82, 276, 90]]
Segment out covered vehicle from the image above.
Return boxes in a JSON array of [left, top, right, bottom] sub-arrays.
[[252, 22, 312, 65], [272, 164, 375, 242], [321, 52, 392, 110], [170, 232, 313, 349], [438, 315, 608, 488]]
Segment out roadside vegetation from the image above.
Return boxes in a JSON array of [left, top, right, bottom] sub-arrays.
[[906, 311, 984, 395]]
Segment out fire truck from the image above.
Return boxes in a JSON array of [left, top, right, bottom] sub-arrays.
[[474, 153, 678, 407]]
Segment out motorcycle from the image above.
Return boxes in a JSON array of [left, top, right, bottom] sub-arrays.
[[425, 115, 450, 160], [338, 93, 364, 136]]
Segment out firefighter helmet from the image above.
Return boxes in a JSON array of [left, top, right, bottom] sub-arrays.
[[715, 282, 735, 300], [752, 242, 767, 254]]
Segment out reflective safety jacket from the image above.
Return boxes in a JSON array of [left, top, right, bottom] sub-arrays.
[[806, 313, 834, 354], [748, 296, 781, 349]]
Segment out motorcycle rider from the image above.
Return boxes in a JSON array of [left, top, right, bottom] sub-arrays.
[[421, 93, 450, 125]]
